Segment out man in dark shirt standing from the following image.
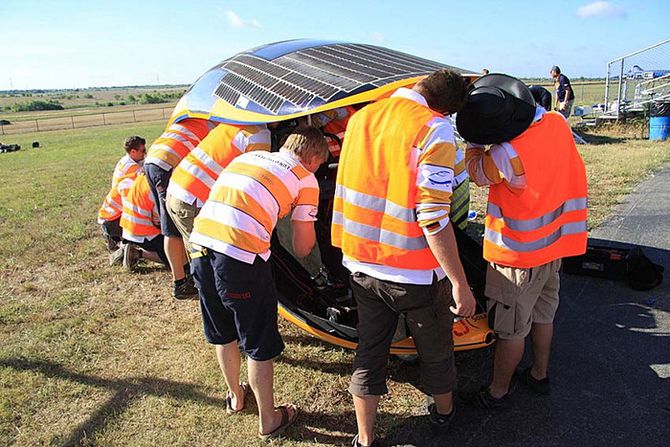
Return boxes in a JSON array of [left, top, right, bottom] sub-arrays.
[[550, 65, 574, 118]]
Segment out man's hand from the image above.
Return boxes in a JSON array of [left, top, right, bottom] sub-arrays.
[[558, 101, 566, 112], [449, 283, 477, 317]]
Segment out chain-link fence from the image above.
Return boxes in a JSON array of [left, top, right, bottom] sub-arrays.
[[604, 38, 670, 119]]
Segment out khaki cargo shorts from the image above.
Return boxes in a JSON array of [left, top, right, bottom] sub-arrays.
[[485, 259, 562, 340], [165, 192, 200, 253]]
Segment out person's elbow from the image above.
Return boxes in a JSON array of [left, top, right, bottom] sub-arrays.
[[292, 239, 314, 258]]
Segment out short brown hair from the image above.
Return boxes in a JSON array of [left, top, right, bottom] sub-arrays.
[[282, 126, 328, 163], [124, 135, 146, 153], [416, 69, 469, 115]]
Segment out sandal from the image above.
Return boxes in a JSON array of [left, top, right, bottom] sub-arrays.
[[225, 383, 250, 415], [258, 404, 298, 441]]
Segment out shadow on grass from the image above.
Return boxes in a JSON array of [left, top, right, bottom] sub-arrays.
[[575, 131, 626, 145], [0, 357, 226, 447]]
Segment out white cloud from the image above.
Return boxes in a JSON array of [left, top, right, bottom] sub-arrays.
[[576, 1, 626, 18], [226, 10, 261, 29], [369, 32, 384, 43]]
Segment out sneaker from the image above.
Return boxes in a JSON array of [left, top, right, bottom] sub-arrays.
[[460, 386, 509, 409], [173, 276, 198, 300], [517, 367, 550, 395], [352, 434, 381, 447], [122, 243, 140, 272], [428, 403, 455, 433], [109, 246, 124, 266]]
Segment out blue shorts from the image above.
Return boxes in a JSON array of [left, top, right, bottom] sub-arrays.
[[192, 250, 285, 361], [144, 163, 181, 238]]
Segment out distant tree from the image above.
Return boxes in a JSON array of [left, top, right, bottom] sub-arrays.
[[11, 100, 64, 112], [127, 94, 137, 103]]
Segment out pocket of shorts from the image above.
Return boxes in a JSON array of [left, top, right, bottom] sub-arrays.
[[485, 264, 527, 307]]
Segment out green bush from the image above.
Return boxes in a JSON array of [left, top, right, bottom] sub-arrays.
[[10, 100, 64, 112]]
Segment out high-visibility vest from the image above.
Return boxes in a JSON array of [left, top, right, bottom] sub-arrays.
[[331, 97, 444, 271], [451, 180, 470, 231], [169, 124, 270, 205], [145, 118, 216, 171], [97, 155, 141, 223], [484, 112, 588, 268], [120, 174, 160, 240]]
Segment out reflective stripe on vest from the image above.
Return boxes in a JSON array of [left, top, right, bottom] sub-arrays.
[[450, 181, 470, 231], [483, 112, 588, 268], [332, 97, 443, 271]]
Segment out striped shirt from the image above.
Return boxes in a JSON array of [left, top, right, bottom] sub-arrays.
[[167, 124, 271, 207], [190, 150, 319, 264], [343, 87, 461, 285]]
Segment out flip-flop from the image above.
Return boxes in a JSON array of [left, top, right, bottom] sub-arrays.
[[225, 383, 250, 415], [258, 404, 298, 441]]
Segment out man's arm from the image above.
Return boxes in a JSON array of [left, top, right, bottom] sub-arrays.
[[465, 143, 526, 193], [426, 223, 476, 317], [291, 220, 315, 258]]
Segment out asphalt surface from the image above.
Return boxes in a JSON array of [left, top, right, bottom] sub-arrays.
[[383, 166, 670, 446]]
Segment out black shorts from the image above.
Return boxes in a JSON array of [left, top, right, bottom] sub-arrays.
[[100, 218, 122, 251], [192, 250, 285, 361], [144, 163, 181, 238]]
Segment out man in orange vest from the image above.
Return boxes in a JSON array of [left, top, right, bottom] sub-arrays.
[[144, 118, 216, 298], [119, 172, 169, 271], [165, 123, 271, 254], [97, 136, 146, 264], [188, 127, 328, 441], [456, 74, 588, 407], [332, 69, 475, 446]]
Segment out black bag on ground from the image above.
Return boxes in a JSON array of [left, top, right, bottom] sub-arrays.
[[562, 243, 664, 290]]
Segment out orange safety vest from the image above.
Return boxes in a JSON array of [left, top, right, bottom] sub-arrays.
[[97, 156, 141, 223], [332, 97, 442, 271], [169, 124, 269, 204], [145, 118, 216, 171], [484, 112, 588, 268], [323, 106, 356, 157], [120, 174, 160, 239]]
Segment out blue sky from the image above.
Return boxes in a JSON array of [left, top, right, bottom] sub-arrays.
[[0, 0, 667, 90]]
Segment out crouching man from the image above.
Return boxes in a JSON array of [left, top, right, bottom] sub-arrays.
[[456, 74, 588, 407], [188, 127, 328, 441]]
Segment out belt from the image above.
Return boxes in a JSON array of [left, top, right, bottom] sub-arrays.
[[189, 244, 208, 260]]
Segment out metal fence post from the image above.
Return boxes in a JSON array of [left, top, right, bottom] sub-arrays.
[[71, 115, 75, 129], [35, 120, 39, 131], [162, 108, 166, 119], [604, 62, 610, 112], [133, 110, 136, 122], [102, 113, 106, 125], [0, 124, 4, 135], [616, 58, 625, 121]]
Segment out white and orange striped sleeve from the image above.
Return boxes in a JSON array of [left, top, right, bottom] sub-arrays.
[[291, 175, 320, 222], [415, 118, 457, 235], [465, 142, 526, 192]]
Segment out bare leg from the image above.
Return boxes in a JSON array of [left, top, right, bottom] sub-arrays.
[[530, 323, 553, 379], [164, 235, 186, 281], [353, 394, 380, 446], [432, 392, 454, 415], [215, 342, 244, 410], [249, 358, 295, 435], [489, 338, 525, 398], [137, 249, 163, 265]]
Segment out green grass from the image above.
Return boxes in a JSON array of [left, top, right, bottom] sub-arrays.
[[1, 123, 669, 446]]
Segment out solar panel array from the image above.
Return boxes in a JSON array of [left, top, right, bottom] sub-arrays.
[[214, 43, 466, 115]]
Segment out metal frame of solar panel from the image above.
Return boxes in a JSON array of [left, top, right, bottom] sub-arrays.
[[214, 43, 464, 115]]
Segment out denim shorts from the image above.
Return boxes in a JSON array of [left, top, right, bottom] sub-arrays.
[[144, 163, 181, 238]]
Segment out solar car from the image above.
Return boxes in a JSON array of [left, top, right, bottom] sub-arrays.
[[170, 40, 495, 353]]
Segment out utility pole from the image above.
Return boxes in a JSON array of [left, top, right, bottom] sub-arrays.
[[9, 77, 13, 90], [156, 73, 159, 85]]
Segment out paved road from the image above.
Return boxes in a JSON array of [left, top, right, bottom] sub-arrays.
[[385, 166, 670, 446]]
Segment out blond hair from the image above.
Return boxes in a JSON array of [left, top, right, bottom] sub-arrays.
[[282, 126, 328, 163]]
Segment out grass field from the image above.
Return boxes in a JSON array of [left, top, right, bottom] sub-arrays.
[[1, 123, 669, 446]]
